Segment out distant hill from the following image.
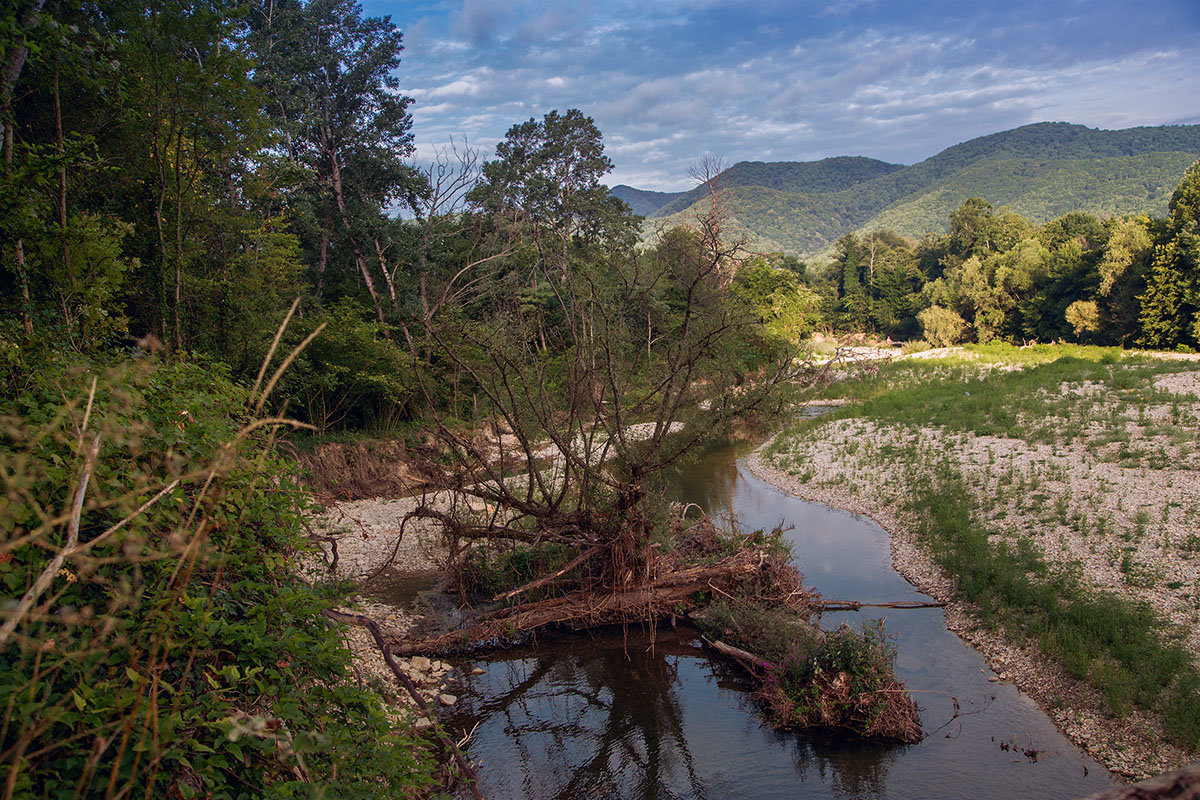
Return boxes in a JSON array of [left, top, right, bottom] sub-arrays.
[[627, 122, 1200, 260], [609, 185, 686, 216]]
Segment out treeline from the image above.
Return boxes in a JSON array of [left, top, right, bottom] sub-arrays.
[[1, 0, 432, 428], [0, 0, 787, 433], [797, 171, 1200, 350]]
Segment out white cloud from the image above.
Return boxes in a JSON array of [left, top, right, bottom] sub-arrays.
[[393, 0, 1200, 189]]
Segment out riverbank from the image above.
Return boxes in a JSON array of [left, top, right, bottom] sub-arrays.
[[300, 496, 461, 727], [747, 354, 1200, 780]]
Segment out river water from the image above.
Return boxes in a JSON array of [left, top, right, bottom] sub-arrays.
[[442, 439, 1117, 799]]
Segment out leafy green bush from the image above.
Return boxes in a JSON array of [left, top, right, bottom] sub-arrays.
[[0, 357, 438, 798], [917, 304, 967, 347], [276, 300, 419, 432]]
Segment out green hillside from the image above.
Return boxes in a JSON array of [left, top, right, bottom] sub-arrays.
[[860, 152, 1196, 240], [651, 155, 902, 218], [640, 122, 1200, 258], [610, 185, 686, 216]]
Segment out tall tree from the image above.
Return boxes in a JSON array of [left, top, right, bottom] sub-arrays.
[[249, 0, 422, 324], [1138, 159, 1200, 349], [834, 233, 870, 330]]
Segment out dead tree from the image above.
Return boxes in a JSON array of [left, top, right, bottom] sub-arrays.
[[392, 113, 825, 647]]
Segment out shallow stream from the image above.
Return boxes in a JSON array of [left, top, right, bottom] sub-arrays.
[[442, 438, 1118, 799]]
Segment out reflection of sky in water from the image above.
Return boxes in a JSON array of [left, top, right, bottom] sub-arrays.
[[447, 442, 1116, 799]]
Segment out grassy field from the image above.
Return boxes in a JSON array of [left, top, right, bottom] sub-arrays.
[[768, 344, 1200, 754]]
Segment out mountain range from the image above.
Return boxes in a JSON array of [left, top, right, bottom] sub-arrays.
[[610, 122, 1200, 260]]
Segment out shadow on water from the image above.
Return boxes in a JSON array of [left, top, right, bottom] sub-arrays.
[[444, 431, 1118, 799]]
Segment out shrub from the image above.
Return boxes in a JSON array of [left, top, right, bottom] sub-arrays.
[[917, 305, 967, 347], [1065, 300, 1102, 339], [0, 357, 438, 797], [696, 599, 921, 742]]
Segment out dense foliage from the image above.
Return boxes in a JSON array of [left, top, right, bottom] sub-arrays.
[[0, 1, 443, 795], [713, 162, 1200, 350], [0, 356, 438, 797]]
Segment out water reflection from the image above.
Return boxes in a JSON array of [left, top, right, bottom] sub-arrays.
[[448, 627, 909, 800]]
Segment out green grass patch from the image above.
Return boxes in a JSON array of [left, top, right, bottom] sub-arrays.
[[910, 459, 1200, 749]]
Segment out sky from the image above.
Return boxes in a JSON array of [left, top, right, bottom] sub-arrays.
[[361, 0, 1200, 191]]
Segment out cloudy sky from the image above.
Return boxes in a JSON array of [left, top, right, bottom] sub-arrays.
[[361, 0, 1200, 191]]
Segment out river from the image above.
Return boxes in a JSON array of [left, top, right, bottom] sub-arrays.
[[441, 438, 1117, 799]]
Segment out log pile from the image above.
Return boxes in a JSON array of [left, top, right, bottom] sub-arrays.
[[390, 546, 772, 655]]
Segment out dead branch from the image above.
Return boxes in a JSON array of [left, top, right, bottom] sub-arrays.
[[0, 433, 100, 646], [702, 637, 767, 670], [816, 600, 945, 611], [322, 610, 485, 800]]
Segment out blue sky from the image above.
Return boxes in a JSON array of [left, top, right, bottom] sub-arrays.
[[362, 0, 1200, 191]]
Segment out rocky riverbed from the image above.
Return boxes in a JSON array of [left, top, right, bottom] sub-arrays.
[[298, 495, 461, 728], [746, 367, 1200, 780]]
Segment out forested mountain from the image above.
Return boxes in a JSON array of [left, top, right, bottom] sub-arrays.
[[637, 122, 1200, 258], [609, 184, 685, 215]]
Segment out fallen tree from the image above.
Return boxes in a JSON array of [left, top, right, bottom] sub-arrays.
[[385, 115, 922, 746], [390, 544, 791, 655]]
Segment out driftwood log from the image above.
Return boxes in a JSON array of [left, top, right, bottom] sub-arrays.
[[391, 547, 770, 655], [323, 610, 485, 800], [816, 600, 945, 611], [1076, 763, 1200, 800], [702, 637, 767, 670]]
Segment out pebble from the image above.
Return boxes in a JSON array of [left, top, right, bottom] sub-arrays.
[[471, 667, 486, 675], [438, 694, 458, 706]]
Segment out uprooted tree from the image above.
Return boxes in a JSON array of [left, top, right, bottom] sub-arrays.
[[395, 110, 801, 631], [384, 109, 921, 741]]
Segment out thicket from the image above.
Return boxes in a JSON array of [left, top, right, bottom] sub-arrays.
[[0, 353, 439, 797]]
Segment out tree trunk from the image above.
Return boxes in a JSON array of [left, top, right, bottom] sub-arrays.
[[54, 69, 70, 287], [315, 226, 328, 300], [325, 133, 391, 337], [374, 234, 402, 314], [391, 547, 767, 655], [1, 0, 45, 339]]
